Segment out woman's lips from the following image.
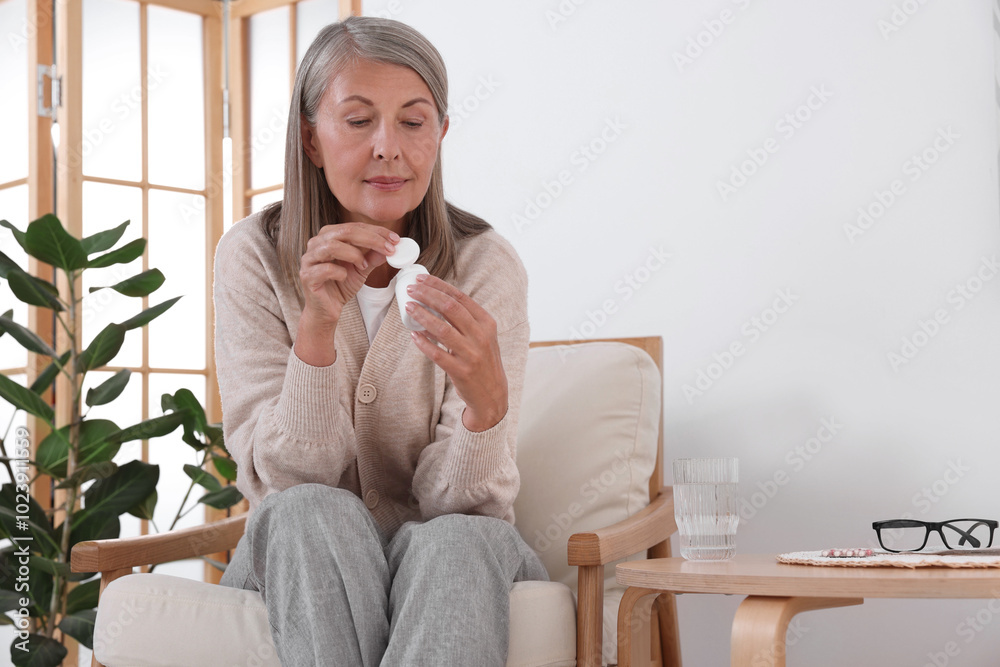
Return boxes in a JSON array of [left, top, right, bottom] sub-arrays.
[[365, 177, 406, 192]]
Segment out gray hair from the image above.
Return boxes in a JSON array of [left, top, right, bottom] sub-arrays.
[[263, 16, 489, 292]]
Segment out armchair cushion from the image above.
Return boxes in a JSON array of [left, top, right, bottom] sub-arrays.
[[514, 342, 660, 664], [93, 573, 576, 667]]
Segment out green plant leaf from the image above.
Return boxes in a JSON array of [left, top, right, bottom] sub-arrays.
[[78, 460, 158, 526], [24, 214, 88, 271], [57, 609, 97, 649], [66, 511, 120, 548], [0, 589, 21, 613], [128, 488, 157, 521], [10, 633, 67, 667], [0, 374, 54, 423], [119, 296, 181, 331], [65, 579, 100, 615], [206, 424, 225, 450], [89, 268, 164, 298], [0, 313, 56, 357], [6, 269, 63, 311], [53, 461, 118, 490], [26, 567, 52, 617], [211, 453, 237, 482], [35, 420, 122, 479], [0, 484, 59, 557], [0, 220, 27, 253], [111, 410, 187, 443], [87, 238, 145, 269], [0, 250, 19, 278], [76, 323, 126, 372], [198, 485, 243, 510], [163, 389, 209, 449], [29, 351, 70, 394], [85, 369, 131, 407], [27, 555, 71, 578], [184, 463, 222, 492], [80, 220, 129, 255]]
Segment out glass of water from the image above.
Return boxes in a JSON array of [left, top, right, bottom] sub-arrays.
[[672, 458, 739, 561]]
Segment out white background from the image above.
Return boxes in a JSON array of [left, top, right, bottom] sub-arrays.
[[366, 0, 1000, 665]]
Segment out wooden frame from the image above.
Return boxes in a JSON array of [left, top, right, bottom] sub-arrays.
[[70, 335, 680, 667], [228, 0, 361, 222]]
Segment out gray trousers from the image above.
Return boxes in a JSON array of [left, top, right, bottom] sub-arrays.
[[219, 483, 548, 667]]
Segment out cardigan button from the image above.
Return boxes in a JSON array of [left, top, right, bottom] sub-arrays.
[[364, 489, 379, 509], [358, 384, 377, 404]]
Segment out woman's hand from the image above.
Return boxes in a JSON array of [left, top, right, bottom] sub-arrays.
[[404, 274, 508, 432], [295, 223, 399, 366]]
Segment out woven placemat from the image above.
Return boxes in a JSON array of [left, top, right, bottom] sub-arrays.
[[777, 550, 1000, 569]]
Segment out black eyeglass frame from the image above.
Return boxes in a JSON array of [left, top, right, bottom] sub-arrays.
[[872, 518, 999, 553]]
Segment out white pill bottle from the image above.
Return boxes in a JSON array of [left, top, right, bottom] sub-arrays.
[[388, 237, 430, 331]]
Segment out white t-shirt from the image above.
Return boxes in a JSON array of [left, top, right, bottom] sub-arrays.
[[356, 276, 397, 344]]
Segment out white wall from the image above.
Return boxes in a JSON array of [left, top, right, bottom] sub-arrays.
[[366, 0, 1000, 664]]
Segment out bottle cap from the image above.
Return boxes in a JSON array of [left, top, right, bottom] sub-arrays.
[[387, 237, 420, 268]]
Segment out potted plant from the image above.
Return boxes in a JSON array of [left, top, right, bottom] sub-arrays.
[[0, 214, 241, 666]]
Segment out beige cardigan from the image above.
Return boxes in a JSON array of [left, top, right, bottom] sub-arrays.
[[213, 213, 529, 535]]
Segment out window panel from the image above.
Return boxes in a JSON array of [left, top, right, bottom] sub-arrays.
[[249, 5, 290, 189], [82, 0, 142, 182], [147, 372, 206, 581], [147, 5, 205, 190], [0, 0, 28, 185], [81, 182, 143, 368], [251, 189, 283, 214], [148, 189, 206, 370], [0, 185, 29, 371], [296, 0, 341, 65]]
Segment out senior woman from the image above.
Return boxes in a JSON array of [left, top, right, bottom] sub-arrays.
[[214, 15, 546, 667]]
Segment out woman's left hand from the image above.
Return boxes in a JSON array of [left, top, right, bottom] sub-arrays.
[[405, 274, 508, 432]]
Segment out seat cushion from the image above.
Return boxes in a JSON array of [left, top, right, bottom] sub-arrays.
[[94, 573, 576, 667], [514, 342, 661, 664]]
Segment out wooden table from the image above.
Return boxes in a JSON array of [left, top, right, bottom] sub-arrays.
[[615, 554, 1000, 667]]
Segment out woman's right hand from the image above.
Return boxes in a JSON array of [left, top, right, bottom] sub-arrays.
[[295, 222, 399, 365]]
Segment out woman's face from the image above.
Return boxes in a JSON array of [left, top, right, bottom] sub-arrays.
[[301, 59, 448, 232]]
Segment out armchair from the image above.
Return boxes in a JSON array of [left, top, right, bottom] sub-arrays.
[[71, 336, 680, 667]]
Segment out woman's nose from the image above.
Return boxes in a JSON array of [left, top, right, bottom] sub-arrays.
[[373, 121, 400, 161]]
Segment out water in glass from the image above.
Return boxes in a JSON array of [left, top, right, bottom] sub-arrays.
[[674, 482, 739, 560]]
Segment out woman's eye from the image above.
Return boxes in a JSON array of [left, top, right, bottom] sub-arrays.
[[403, 120, 424, 128], [348, 118, 370, 127]]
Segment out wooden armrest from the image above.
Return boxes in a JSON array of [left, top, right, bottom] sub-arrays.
[[568, 487, 676, 567], [70, 514, 247, 573]]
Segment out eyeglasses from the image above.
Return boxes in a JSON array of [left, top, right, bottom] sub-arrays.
[[872, 518, 998, 553]]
